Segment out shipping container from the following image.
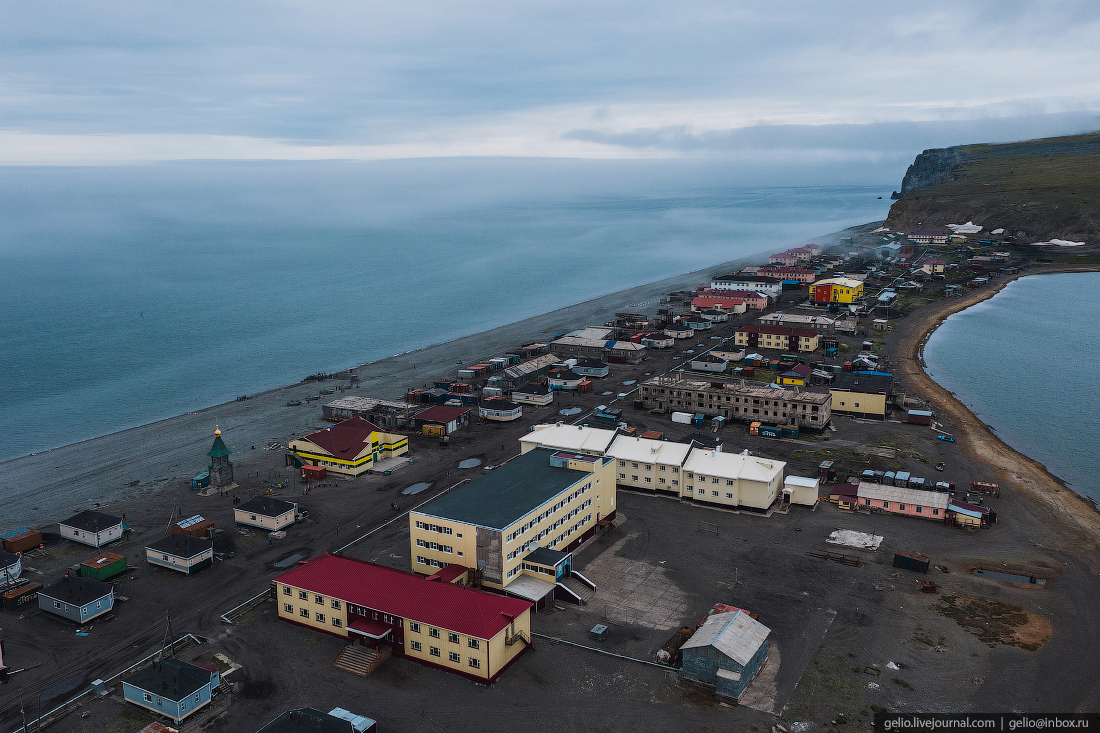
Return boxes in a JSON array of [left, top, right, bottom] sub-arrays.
[[749, 421, 761, 436], [895, 471, 911, 485], [1, 529, 43, 554], [191, 472, 210, 490], [893, 551, 930, 573], [758, 425, 781, 438], [301, 465, 327, 481], [578, 380, 593, 393], [971, 481, 1001, 497], [80, 552, 127, 581], [883, 471, 896, 486], [671, 412, 694, 425], [861, 469, 877, 482], [742, 367, 755, 377], [779, 425, 800, 438], [906, 410, 933, 425], [2, 581, 41, 609]]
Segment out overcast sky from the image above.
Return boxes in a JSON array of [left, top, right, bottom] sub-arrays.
[[2, 1, 1100, 171]]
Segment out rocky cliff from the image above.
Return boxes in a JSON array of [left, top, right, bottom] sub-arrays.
[[886, 132, 1100, 243]]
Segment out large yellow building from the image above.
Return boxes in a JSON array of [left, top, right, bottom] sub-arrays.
[[288, 416, 408, 477], [809, 277, 865, 304], [273, 553, 533, 683], [410, 447, 616, 605], [829, 372, 894, 419]]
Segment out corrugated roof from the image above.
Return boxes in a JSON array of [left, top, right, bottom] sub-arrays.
[[783, 476, 819, 489], [605, 435, 691, 466], [208, 434, 232, 459], [296, 417, 383, 459], [505, 353, 560, 379], [682, 448, 784, 485], [413, 405, 469, 424], [520, 424, 619, 454], [857, 482, 949, 509], [681, 610, 770, 666], [275, 553, 530, 640]]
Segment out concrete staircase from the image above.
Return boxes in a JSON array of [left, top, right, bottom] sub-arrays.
[[558, 576, 597, 605], [333, 643, 391, 677]]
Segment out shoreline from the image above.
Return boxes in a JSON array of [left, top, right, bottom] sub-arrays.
[[889, 263, 1100, 548], [0, 220, 881, 529]]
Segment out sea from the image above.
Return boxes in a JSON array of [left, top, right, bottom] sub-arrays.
[[0, 159, 892, 461], [924, 272, 1100, 505]]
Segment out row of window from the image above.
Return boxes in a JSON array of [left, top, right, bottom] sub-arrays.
[[620, 473, 679, 487], [506, 483, 591, 544], [284, 586, 343, 609], [617, 460, 679, 473], [285, 604, 344, 627], [407, 622, 480, 648], [415, 539, 459, 555], [414, 521, 456, 536], [642, 387, 823, 412], [864, 498, 939, 515], [688, 488, 735, 499], [416, 556, 446, 568], [407, 642, 481, 667], [506, 500, 592, 561], [506, 512, 592, 578]]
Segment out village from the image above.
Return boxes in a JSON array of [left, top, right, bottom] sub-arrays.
[[0, 227, 1091, 733]]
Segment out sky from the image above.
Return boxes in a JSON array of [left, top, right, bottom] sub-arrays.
[[2, 1, 1100, 179]]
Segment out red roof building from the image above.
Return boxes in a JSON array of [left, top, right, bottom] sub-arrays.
[[288, 416, 409, 477], [273, 553, 533, 683], [691, 295, 747, 313], [734, 324, 821, 352]]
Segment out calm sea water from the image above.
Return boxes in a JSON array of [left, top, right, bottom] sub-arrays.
[[0, 160, 892, 460], [924, 272, 1100, 504]]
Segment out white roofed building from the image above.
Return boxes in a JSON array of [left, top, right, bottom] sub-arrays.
[[604, 435, 693, 495], [519, 424, 619, 456], [682, 448, 785, 511]]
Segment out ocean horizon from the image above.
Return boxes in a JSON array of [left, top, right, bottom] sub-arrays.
[[0, 159, 893, 460]]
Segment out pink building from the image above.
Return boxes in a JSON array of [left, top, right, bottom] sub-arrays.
[[768, 252, 798, 266], [691, 295, 747, 314], [697, 288, 767, 310], [856, 482, 949, 520], [757, 266, 816, 283]]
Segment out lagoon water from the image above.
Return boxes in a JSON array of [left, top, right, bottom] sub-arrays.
[[924, 272, 1100, 505], [0, 160, 891, 461]]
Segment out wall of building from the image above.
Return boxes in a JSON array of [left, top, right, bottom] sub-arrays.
[[859, 497, 942, 519], [147, 548, 215, 574], [123, 681, 212, 723], [487, 609, 532, 680], [60, 523, 122, 547], [682, 472, 781, 511], [404, 620, 491, 680], [234, 510, 295, 530], [277, 582, 351, 636], [830, 391, 887, 418], [408, 516, 478, 575], [39, 591, 113, 622], [639, 381, 831, 428], [613, 458, 683, 494]]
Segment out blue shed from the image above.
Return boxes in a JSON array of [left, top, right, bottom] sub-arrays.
[[680, 609, 770, 702], [122, 659, 219, 724]]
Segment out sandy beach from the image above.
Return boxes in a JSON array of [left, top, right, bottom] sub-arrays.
[[887, 264, 1100, 551], [0, 221, 881, 530]]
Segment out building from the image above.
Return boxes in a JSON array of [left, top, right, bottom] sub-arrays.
[[921, 258, 947, 275], [321, 397, 420, 431], [908, 232, 949, 245], [808, 277, 865, 304], [519, 423, 619, 455], [122, 660, 219, 725], [757, 266, 816, 283], [410, 448, 616, 600], [59, 510, 124, 548], [171, 515, 215, 539], [782, 476, 820, 507], [757, 312, 857, 334], [206, 425, 234, 488], [777, 363, 813, 386], [1, 550, 21, 583], [680, 609, 770, 702], [547, 368, 585, 390], [830, 372, 894, 419], [510, 383, 553, 406], [258, 708, 377, 733], [411, 405, 470, 436], [146, 534, 214, 575], [2, 528, 43, 554], [856, 482, 949, 519], [235, 497, 298, 530], [604, 434, 692, 494], [682, 447, 785, 511], [550, 336, 646, 364], [640, 333, 676, 349], [274, 553, 533, 683], [768, 252, 798, 266], [710, 274, 782, 298], [734, 324, 820, 352], [289, 416, 409, 478], [665, 326, 694, 339], [502, 353, 560, 390], [38, 574, 114, 622], [572, 359, 610, 378], [690, 295, 747, 313], [79, 552, 127, 581], [638, 375, 831, 429], [690, 354, 729, 373], [479, 398, 523, 422]]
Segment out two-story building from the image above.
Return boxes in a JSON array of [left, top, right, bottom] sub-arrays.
[[690, 295, 747, 314], [734, 324, 820, 352], [288, 416, 408, 478], [603, 434, 692, 496], [756, 266, 816, 283], [409, 448, 616, 605], [808, 277, 865, 304], [830, 372, 894, 419], [273, 553, 533, 683], [682, 447, 785, 511], [709, 274, 782, 298]]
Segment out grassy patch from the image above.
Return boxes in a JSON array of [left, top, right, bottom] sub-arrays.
[[936, 594, 1050, 651], [191, 651, 232, 673]]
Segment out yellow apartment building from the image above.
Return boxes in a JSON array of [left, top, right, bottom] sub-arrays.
[[829, 372, 894, 419], [681, 447, 786, 511], [274, 553, 532, 683]]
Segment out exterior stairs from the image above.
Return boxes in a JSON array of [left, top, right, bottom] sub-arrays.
[[333, 643, 391, 677], [558, 575, 597, 605]]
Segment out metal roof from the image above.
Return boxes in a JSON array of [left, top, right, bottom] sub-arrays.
[[783, 476, 819, 489], [857, 482, 949, 509], [681, 610, 770, 666], [124, 660, 215, 703], [146, 534, 213, 558], [295, 417, 383, 460], [60, 510, 123, 533], [682, 448, 784, 485], [237, 496, 297, 517], [605, 435, 692, 466], [520, 424, 619, 454], [504, 353, 560, 379], [175, 515, 206, 530]]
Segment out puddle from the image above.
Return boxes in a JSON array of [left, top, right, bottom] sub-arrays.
[[602, 391, 614, 396], [458, 458, 483, 469], [684, 350, 695, 354], [622, 380, 636, 386], [971, 568, 1046, 585], [401, 482, 432, 496], [558, 407, 583, 416], [273, 553, 303, 569]]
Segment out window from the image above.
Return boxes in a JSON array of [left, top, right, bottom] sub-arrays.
[[429, 627, 440, 638], [315, 594, 324, 604], [631, 475, 638, 481], [899, 504, 906, 511], [410, 641, 422, 651], [864, 498, 871, 505], [932, 508, 939, 516], [883, 502, 890, 509], [284, 604, 293, 612], [671, 480, 678, 486], [726, 493, 733, 499], [697, 488, 704, 495], [54, 601, 61, 609], [249, 514, 257, 520], [430, 646, 440, 657], [644, 477, 652, 484], [468, 638, 480, 649], [469, 657, 481, 669], [726, 480, 734, 486], [299, 591, 308, 600], [316, 613, 325, 622], [619, 460, 625, 466], [144, 692, 152, 703], [283, 586, 291, 595], [712, 491, 719, 497], [448, 632, 460, 643], [659, 478, 666, 484], [409, 621, 421, 633], [333, 618, 342, 627], [332, 599, 341, 609], [300, 608, 309, 618], [449, 652, 461, 662], [712, 478, 719, 484], [195, 693, 200, 703]]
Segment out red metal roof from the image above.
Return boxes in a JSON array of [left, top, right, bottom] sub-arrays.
[[348, 617, 393, 638], [299, 416, 382, 458], [275, 553, 530, 640], [426, 563, 469, 583], [414, 405, 470, 424]]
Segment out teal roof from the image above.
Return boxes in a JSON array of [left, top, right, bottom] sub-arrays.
[[208, 434, 232, 458], [416, 448, 599, 530]]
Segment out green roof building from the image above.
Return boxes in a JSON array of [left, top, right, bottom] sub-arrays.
[[208, 425, 234, 487]]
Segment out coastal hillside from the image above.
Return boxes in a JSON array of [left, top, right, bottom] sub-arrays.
[[886, 132, 1100, 243]]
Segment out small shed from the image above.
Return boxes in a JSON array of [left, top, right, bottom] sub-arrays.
[[80, 552, 128, 581], [680, 609, 770, 702], [257, 707, 376, 733], [146, 534, 215, 575], [38, 574, 114, 622], [2, 528, 43, 554], [300, 465, 327, 481], [122, 659, 219, 724], [782, 476, 820, 507], [511, 383, 554, 406], [906, 410, 933, 425], [59, 510, 124, 548], [412, 405, 471, 436], [171, 515, 215, 539], [479, 398, 523, 422]]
